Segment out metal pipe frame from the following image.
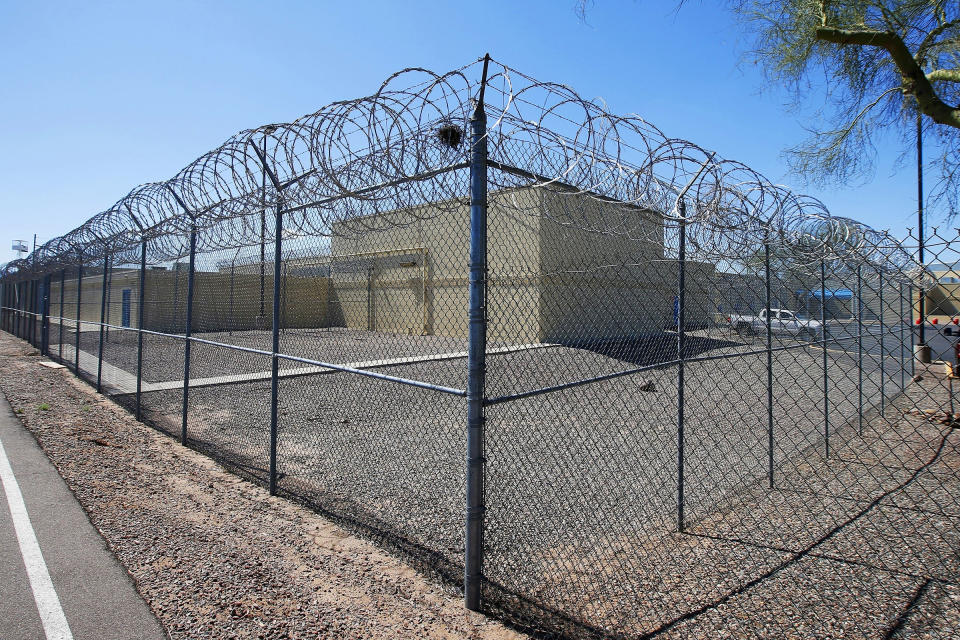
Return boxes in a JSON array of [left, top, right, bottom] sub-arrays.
[[765, 243, 774, 488], [464, 59, 489, 611], [879, 270, 885, 415], [900, 283, 906, 390], [821, 259, 829, 459], [41, 273, 51, 355], [136, 240, 147, 421], [181, 224, 197, 445], [269, 200, 283, 496], [74, 257, 83, 374], [97, 252, 109, 392], [909, 283, 916, 376], [677, 201, 687, 533], [58, 269, 65, 361], [857, 266, 864, 436]]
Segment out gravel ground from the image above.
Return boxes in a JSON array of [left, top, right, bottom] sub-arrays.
[[26, 324, 960, 638], [0, 333, 525, 640]]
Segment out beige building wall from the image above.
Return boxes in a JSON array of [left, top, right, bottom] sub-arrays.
[[49, 270, 142, 330], [330, 187, 717, 343], [49, 267, 331, 334]]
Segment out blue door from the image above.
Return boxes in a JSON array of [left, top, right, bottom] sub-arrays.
[[121, 289, 131, 327]]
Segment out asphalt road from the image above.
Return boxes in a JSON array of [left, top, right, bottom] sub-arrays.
[[0, 399, 166, 640], [818, 322, 957, 362]]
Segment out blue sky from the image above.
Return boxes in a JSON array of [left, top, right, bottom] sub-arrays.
[[0, 0, 934, 261]]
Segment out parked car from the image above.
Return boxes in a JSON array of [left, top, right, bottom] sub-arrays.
[[728, 308, 823, 340]]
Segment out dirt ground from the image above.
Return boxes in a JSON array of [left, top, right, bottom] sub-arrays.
[[0, 331, 525, 640]]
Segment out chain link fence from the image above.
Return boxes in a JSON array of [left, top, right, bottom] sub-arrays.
[[2, 56, 959, 638]]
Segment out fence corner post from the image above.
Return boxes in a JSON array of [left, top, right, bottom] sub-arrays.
[[465, 55, 490, 613]]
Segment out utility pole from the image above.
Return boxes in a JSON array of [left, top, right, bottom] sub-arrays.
[[915, 107, 931, 364]]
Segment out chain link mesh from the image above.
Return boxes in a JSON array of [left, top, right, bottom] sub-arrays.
[[1, 57, 958, 638]]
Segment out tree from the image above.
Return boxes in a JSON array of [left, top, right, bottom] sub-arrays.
[[578, 1, 960, 213]]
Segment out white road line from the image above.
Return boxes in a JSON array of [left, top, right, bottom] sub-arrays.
[[0, 434, 73, 640]]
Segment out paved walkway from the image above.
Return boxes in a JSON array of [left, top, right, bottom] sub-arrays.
[[0, 399, 166, 640], [59, 341, 557, 394]]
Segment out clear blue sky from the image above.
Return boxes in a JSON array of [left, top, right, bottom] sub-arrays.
[[0, 0, 933, 262]]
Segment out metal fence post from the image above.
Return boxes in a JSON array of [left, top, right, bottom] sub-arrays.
[[29, 280, 36, 346], [857, 266, 863, 436], [41, 273, 51, 355], [25, 280, 30, 342], [19, 281, 25, 338], [28, 280, 33, 344], [765, 242, 774, 488], [75, 255, 83, 373], [677, 201, 687, 532], [97, 252, 109, 393], [24, 280, 30, 343], [105, 256, 113, 343], [19, 281, 24, 340], [229, 258, 236, 336], [58, 268, 65, 361], [821, 259, 829, 458], [900, 282, 905, 390], [181, 224, 197, 444], [465, 55, 490, 612], [879, 270, 885, 414], [35, 279, 42, 347], [22, 281, 28, 341], [909, 282, 915, 376], [33, 279, 40, 346], [38, 278, 43, 351], [23, 281, 28, 340], [269, 199, 283, 496], [136, 240, 147, 421]]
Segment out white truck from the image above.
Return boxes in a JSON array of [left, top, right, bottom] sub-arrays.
[[728, 308, 823, 340]]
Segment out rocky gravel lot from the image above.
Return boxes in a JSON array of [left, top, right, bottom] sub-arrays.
[[0, 332, 524, 640], [6, 324, 960, 638]]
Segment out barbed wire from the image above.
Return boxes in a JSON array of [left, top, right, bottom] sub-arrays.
[[0, 56, 916, 281]]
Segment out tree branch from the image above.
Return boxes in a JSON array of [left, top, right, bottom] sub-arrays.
[[815, 26, 960, 128], [919, 17, 960, 55], [928, 68, 960, 83]]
